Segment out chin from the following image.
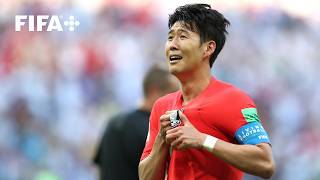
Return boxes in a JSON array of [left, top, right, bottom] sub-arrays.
[[168, 62, 184, 76], [169, 68, 181, 77], [168, 66, 177, 73]]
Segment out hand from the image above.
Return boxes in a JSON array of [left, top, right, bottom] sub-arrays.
[[159, 110, 176, 142], [166, 110, 207, 150]]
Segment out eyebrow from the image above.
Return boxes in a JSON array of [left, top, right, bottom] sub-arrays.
[[168, 28, 190, 35]]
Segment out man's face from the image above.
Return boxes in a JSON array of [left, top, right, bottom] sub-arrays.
[[165, 21, 205, 76]]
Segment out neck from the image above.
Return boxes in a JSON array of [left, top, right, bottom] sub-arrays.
[[178, 68, 211, 105]]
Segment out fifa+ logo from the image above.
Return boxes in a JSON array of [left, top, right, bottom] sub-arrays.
[[15, 15, 80, 32]]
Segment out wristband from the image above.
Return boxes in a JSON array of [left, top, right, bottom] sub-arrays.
[[202, 135, 218, 152]]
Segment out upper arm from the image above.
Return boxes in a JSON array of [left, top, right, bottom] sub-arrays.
[[140, 100, 162, 161], [222, 91, 272, 146]]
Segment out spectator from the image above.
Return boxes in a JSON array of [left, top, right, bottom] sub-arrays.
[[93, 65, 178, 180]]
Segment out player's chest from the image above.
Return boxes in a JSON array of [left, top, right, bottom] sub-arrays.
[[169, 97, 227, 135]]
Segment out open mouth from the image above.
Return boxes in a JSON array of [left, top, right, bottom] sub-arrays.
[[169, 55, 183, 62]]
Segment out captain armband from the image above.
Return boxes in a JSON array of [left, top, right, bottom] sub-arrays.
[[235, 122, 271, 145]]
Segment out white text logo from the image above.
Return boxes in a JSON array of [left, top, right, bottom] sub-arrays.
[[15, 15, 80, 32]]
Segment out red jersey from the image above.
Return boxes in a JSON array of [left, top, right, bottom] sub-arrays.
[[141, 77, 270, 180]]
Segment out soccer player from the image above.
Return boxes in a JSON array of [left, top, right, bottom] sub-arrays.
[[94, 65, 178, 180], [139, 4, 275, 180]]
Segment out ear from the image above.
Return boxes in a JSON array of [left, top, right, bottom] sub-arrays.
[[203, 41, 216, 59]]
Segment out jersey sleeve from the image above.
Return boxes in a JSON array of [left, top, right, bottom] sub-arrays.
[[140, 99, 162, 161], [234, 108, 271, 145], [222, 90, 271, 145]]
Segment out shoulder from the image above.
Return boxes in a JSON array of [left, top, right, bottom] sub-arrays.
[[214, 79, 254, 103], [108, 110, 136, 129], [154, 91, 180, 107], [149, 91, 180, 121]]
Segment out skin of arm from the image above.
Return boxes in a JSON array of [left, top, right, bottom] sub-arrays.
[[138, 111, 175, 180], [166, 111, 275, 179]]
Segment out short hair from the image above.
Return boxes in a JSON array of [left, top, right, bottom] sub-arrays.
[[143, 65, 174, 97], [168, 4, 230, 67]]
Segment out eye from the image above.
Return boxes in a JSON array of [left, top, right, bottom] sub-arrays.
[[180, 35, 187, 39], [168, 36, 173, 41]]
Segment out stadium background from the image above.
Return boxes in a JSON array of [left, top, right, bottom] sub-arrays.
[[0, 0, 319, 179]]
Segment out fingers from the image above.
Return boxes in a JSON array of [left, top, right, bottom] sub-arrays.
[[165, 127, 181, 143], [159, 114, 171, 129], [165, 127, 189, 150], [162, 126, 172, 136], [166, 125, 200, 150], [160, 114, 172, 129], [159, 114, 172, 140], [159, 114, 170, 122], [166, 126, 180, 134], [171, 136, 189, 150], [160, 110, 200, 150], [159, 110, 182, 141], [165, 110, 176, 115], [170, 135, 183, 148]]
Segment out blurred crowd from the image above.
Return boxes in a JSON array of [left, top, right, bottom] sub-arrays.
[[0, 1, 319, 180]]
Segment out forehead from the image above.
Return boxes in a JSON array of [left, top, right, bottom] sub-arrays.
[[168, 21, 195, 34]]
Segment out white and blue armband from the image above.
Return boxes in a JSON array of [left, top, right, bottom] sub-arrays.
[[235, 108, 271, 145], [235, 122, 271, 145]]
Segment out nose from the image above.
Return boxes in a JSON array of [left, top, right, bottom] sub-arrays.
[[169, 38, 179, 51]]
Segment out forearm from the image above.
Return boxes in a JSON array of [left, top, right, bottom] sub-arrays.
[[139, 134, 169, 180], [210, 139, 275, 179], [165, 111, 275, 178]]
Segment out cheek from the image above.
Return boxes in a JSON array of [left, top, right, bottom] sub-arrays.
[[165, 42, 170, 57], [188, 45, 203, 58]]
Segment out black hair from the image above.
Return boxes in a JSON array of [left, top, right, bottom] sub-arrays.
[[168, 4, 230, 67]]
